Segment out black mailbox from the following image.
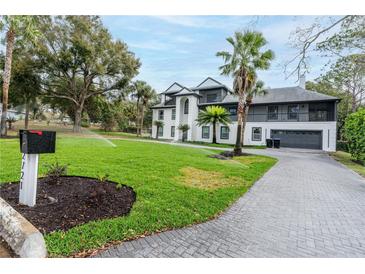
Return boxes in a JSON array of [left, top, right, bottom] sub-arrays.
[[20, 130, 56, 154]]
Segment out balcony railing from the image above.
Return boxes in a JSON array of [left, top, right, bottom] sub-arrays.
[[246, 111, 334, 122]]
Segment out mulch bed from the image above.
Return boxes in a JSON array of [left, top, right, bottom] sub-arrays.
[[0, 176, 136, 234], [208, 150, 251, 160]]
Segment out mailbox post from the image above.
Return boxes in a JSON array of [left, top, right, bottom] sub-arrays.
[[19, 130, 56, 207]]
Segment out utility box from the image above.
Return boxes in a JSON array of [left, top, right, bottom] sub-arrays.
[[273, 138, 281, 149], [266, 138, 273, 148], [20, 130, 56, 154]]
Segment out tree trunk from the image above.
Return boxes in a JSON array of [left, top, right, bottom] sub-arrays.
[[0, 30, 15, 137], [351, 94, 357, 112], [136, 98, 140, 136], [212, 122, 217, 144], [73, 105, 83, 133], [140, 104, 145, 137], [241, 103, 250, 146], [156, 126, 159, 139], [234, 91, 245, 155], [24, 99, 30, 129]]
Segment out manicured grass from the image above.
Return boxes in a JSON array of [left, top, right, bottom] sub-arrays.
[[0, 137, 276, 257], [184, 140, 266, 149], [331, 151, 365, 177], [90, 129, 151, 139]]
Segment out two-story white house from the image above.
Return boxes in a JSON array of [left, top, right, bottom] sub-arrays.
[[151, 77, 339, 152]]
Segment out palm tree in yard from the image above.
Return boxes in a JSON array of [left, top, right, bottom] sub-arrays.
[[153, 120, 164, 139], [131, 80, 156, 136], [140, 87, 156, 137], [216, 30, 274, 154], [196, 105, 231, 144], [241, 80, 266, 143], [0, 16, 40, 137], [178, 124, 190, 142]]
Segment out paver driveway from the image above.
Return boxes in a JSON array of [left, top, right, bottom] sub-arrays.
[[95, 148, 365, 258]]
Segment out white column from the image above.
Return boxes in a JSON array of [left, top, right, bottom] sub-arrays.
[[19, 153, 39, 207]]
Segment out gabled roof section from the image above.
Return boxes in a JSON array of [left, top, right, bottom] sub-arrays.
[[192, 77, 232, 92], [162, 82, 185, 94], [170, 87, 202, 97]]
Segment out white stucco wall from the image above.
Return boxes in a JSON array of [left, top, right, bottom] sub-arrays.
[[152, 108, 176, 140], [152, 103, 337, 152], [195, 121, 337, 152]]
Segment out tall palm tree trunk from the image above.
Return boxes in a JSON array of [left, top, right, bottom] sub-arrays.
[[24, 98, 30, 129], [234, 90, 245, 155], [140, 104, 145, 136], [1, 30, 15, 137], [136, 98, 140, 136], [212, 121, 217, 144], [241, 97, 253, 146], [155, 126, 159, 139]]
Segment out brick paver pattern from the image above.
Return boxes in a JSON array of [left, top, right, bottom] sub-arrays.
[[95, 149, 365, 258]]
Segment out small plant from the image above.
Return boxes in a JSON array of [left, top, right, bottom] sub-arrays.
[[6, 117, 17, 129], [97, 174, 110, 183], [178, 124, 190, 142], [44, 161, 68, 184]]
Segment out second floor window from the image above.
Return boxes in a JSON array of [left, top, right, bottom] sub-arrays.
[[171, 109, 176, 120], [229, 107, 237, 116], [158, 110, 164, 120], [268, 105, 278, 120], [220, 126, 229, 139], [288, 104, 299, 120], [184, 99, 189, 114], [202, 126, 210, 139], [206, 93, 218, 103]]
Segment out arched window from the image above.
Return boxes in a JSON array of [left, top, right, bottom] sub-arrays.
[[184, 99, 189, 114]]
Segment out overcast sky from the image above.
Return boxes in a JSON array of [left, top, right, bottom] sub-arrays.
[[101, 16, 339, 92]]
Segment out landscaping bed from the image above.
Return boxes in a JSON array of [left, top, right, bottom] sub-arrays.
[[0, 176, 136, 233], [0, 137, 276, 257]]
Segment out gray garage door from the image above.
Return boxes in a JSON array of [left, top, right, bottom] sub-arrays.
[[271, 130, 322, 149]]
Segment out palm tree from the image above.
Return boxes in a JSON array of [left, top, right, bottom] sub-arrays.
[[131, 80, 156, 136], [140, 87, 156, 137], [153, 120, 164, 139], [216, 30, 274, 154], [196, 105, 231, 144], [178, 124, 190, 142], [241, 80, 266, 144], [0, 16, 40, 137]]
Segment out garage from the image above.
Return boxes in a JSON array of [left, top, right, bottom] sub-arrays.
[[270, 130, 322, 150]]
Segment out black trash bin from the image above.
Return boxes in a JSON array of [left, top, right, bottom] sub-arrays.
[[266, 138, 273, 148], [273, 138, 280, 149], [20, 130, 56, 154]]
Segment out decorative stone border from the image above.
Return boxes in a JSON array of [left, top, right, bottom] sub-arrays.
[[0, 197, 47, 258]]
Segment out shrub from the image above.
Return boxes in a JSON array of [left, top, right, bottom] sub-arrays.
[[337, 140, 349, 152], [44, 161, 68, 184], [344, 108, 365, 163]]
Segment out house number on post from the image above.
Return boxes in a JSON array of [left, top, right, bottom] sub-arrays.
[[19, 130, 56, 207]]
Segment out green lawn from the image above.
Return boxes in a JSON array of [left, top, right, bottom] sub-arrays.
[[0, 136, 276, 257], [331, 151, 365, 177]]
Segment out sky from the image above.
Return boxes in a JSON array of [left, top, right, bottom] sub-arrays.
[[102, 16, 339, 92]]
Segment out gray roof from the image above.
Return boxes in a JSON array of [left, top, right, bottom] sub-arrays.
[[153, 80, 339, 109], [251, 86, 338, 104], [199, 86, 338, 106]]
